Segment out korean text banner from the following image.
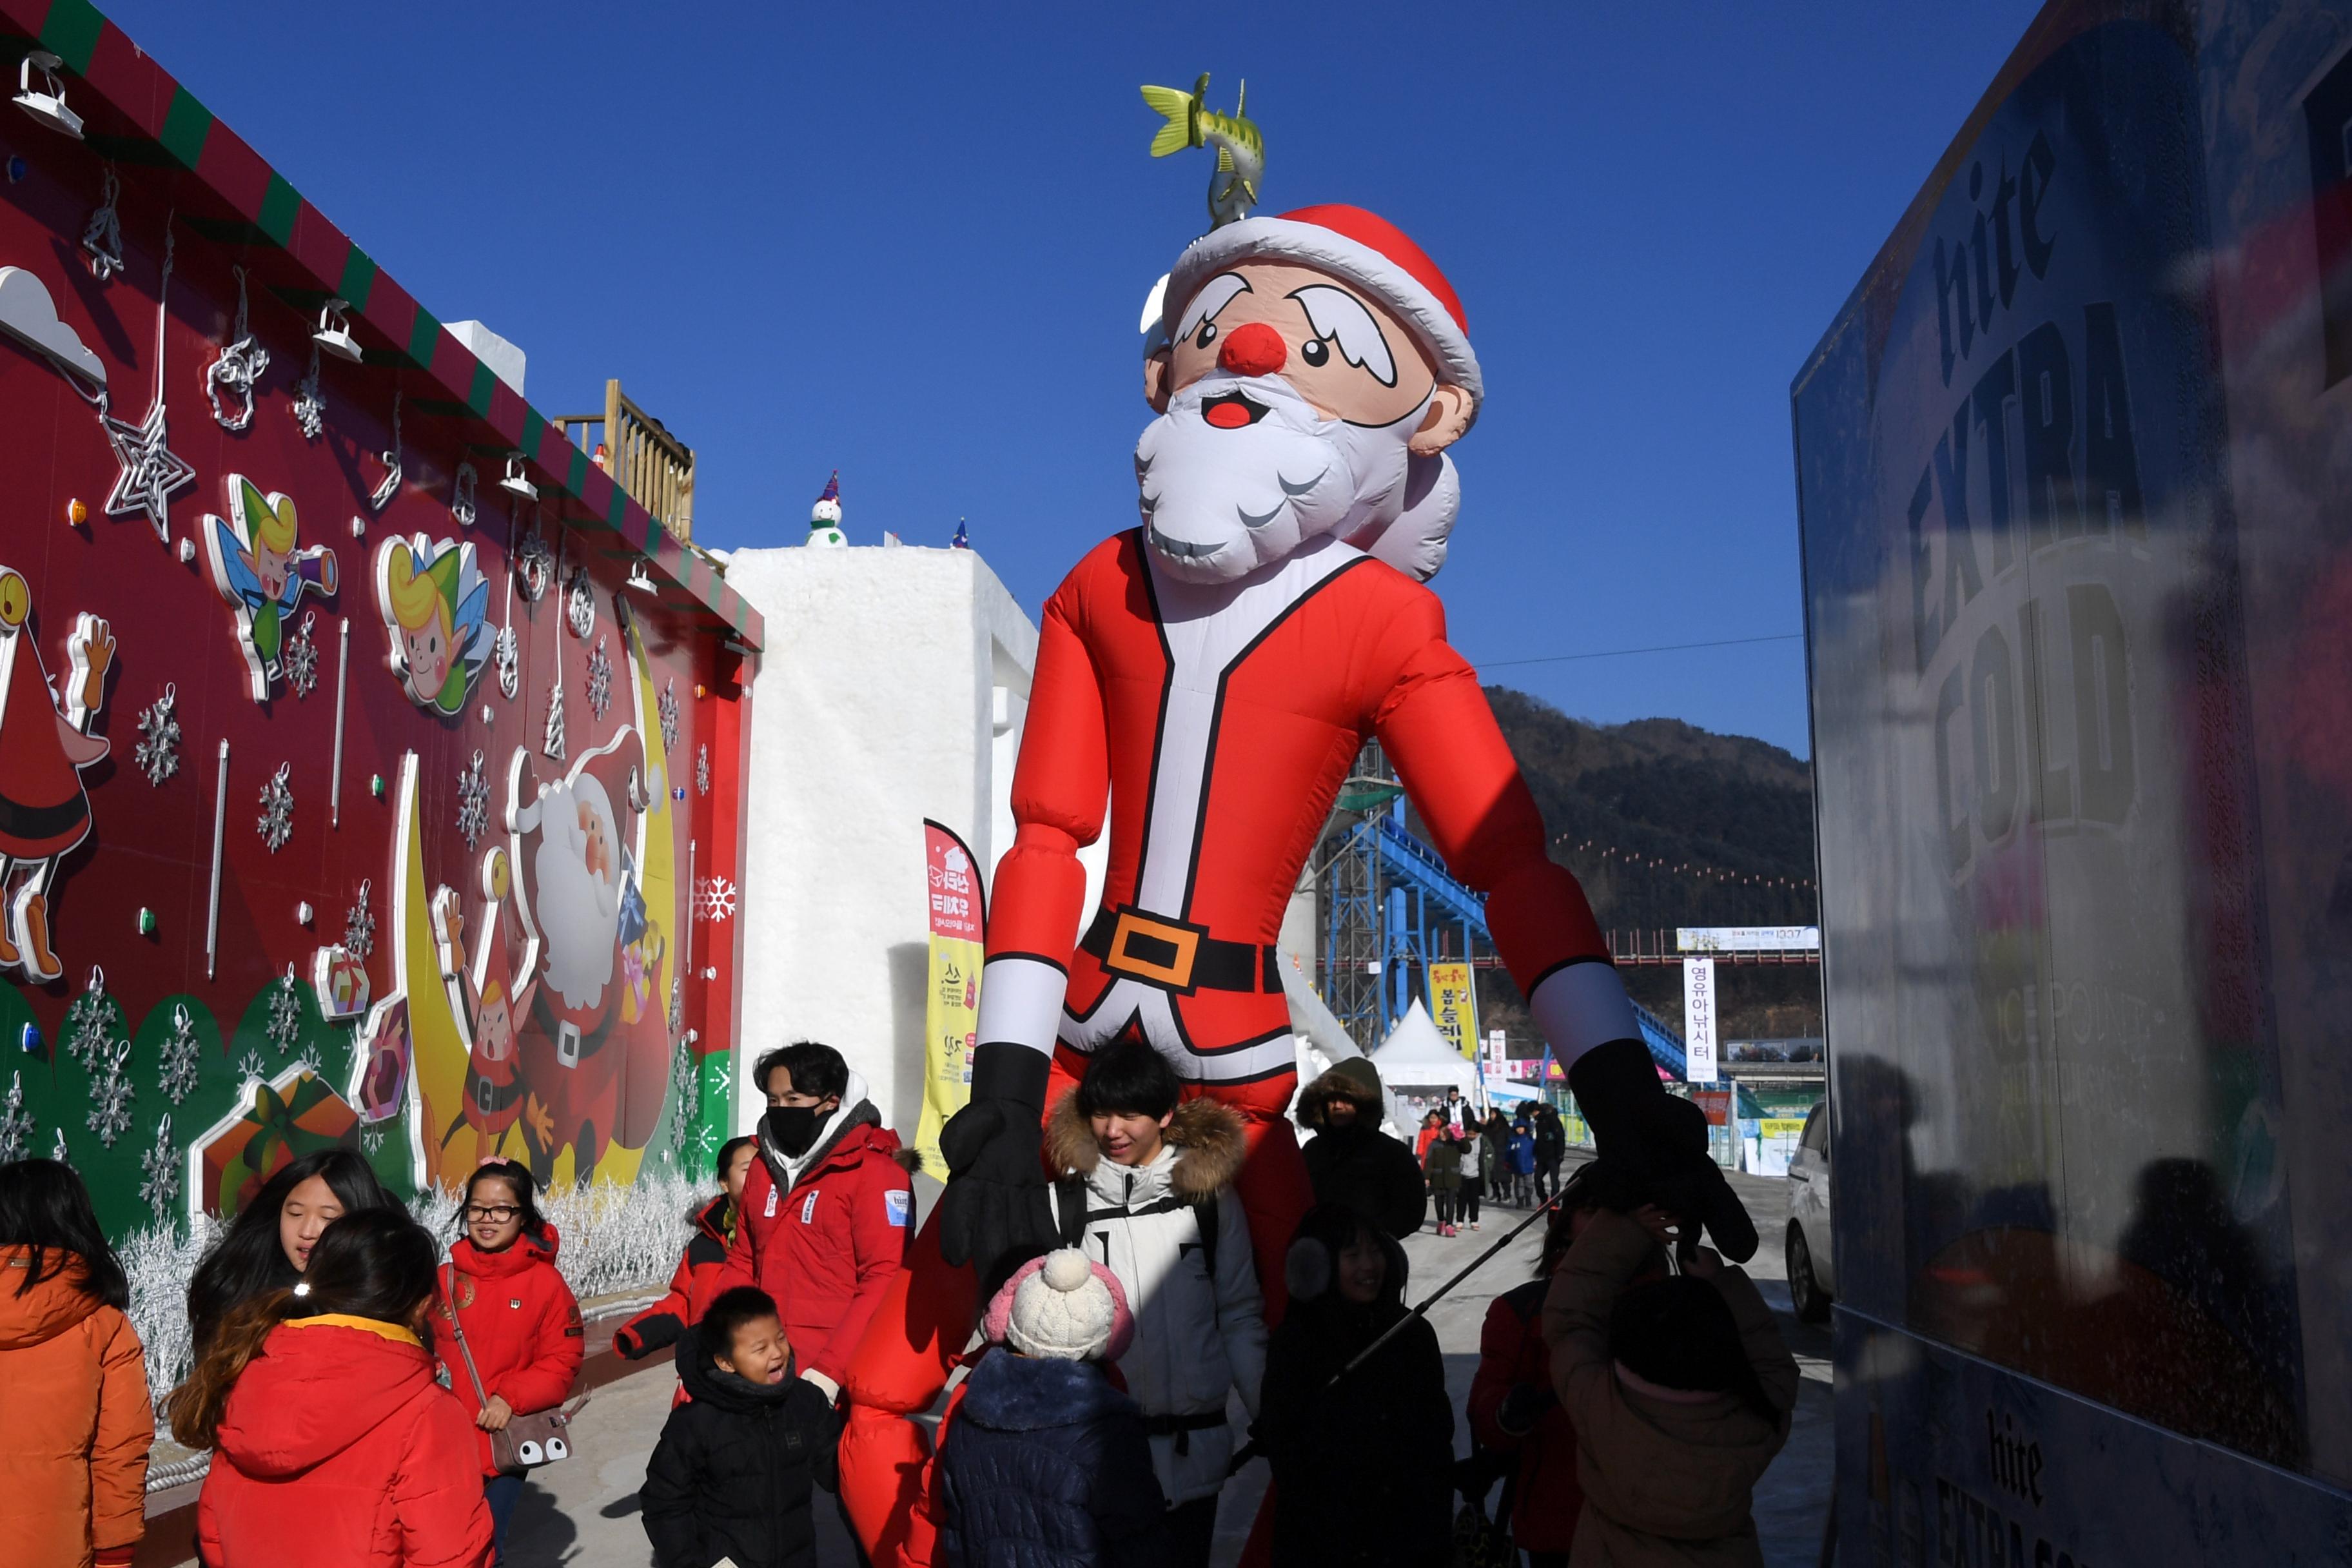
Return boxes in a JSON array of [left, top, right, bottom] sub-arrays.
[[1427, 961, 1479, 1060], [917, 821, 985, 1176]]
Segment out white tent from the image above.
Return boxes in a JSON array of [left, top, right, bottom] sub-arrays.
[[1371, 999, 1480, 1128]]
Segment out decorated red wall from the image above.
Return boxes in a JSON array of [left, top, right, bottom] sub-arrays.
[[0, 0, 756, 1238]]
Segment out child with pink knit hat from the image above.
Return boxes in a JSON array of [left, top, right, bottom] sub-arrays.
[[934, 1249, 1173, 1567]]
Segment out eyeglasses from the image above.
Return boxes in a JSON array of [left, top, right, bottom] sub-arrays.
[[465, 1204, 521, 1222]]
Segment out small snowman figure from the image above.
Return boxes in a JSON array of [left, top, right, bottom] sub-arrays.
[[807, 471, 848, 547]]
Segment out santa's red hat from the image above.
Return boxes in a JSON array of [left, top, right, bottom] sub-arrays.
[[1162, 204, 1482, 413]]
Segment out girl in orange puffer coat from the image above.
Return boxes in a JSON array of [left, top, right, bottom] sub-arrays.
[[0, 1159, 153, 1568], [175, 1208, 492, 1568], [434, 1161, 584, 1565]]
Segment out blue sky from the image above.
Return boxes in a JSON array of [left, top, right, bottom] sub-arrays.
[[102, 1, 2042, 758]]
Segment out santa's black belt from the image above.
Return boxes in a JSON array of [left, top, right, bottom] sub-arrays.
[[1082, 907, 1280, 995]]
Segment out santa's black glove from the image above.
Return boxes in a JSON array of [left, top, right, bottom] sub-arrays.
[[936, 1043, 1059, 1289], [1568, 1037, 1758, 1262]]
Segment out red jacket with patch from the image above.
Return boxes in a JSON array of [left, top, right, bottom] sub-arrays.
[[1469, 1277, 1584, 1555], [613, 1194, 735, 1362], [199, 1317, 492, 1568], [720, 1116, 916, 1387], [434, 1228, 584, 1477]]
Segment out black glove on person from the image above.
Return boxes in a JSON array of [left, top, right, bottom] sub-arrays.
[[1568, 1036, 1758, 1262], [936, 1043, 1059, 1289]]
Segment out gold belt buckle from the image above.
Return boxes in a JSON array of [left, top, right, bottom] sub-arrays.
[[1107, 909, 1204, 992]]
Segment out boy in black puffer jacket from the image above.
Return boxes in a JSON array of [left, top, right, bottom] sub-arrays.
[[1295, 1056, 1426, 1239], [642, 1286, 841, 1568]]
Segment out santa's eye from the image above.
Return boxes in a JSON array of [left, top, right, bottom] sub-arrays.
[[1194, 320, 1218, 351], [1300, 338, 1330, 368]]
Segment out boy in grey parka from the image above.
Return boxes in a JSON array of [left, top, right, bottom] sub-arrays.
[[1043, 1041, 1266, 1565]]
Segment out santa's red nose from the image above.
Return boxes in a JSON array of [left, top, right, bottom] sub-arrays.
[[1217, 321, 1288, 378]]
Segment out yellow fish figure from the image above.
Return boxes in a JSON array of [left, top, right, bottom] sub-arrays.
[[1142, 74, 1264, 229]]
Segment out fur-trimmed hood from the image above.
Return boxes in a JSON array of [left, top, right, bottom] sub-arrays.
[[1044, 1090, 1246, 1200], [1294, 1055, 1385, 1132]]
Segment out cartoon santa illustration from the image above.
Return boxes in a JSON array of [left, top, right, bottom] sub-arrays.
[[838, 203, 1754, 1556], [0, 568, 112, 982], [503, 731, 669, 1180]]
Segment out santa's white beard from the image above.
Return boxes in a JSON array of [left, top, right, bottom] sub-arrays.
[[535, 782, 622, 1010], [1135, 374, 1420, 584]]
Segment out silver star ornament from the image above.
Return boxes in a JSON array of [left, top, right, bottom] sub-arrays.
[[101, 395, 196, 545]]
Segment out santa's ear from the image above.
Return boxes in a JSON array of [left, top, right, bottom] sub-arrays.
[[1144, 349, 1173, 414], [1408, 383, 1474, 456]]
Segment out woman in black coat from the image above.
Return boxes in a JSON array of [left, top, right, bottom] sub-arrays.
[[1260, 1204, 1455, 1566], [641, 1292, 840, 1568]]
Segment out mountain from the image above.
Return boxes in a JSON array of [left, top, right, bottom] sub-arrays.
[[1471, 689, 1823, 1041]]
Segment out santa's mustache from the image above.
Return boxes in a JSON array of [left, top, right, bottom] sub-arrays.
[[1135, 373, 1416, 583]]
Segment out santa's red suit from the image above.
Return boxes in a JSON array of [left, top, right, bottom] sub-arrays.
[[837, 205, 1745, 1563]]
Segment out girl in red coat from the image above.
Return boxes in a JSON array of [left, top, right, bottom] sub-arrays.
[[613, 1135, 757, 1366], [435, 1161, 583, 1565], [1466, 1162, 1671, 1565], [173, 1208, 491, 1568]]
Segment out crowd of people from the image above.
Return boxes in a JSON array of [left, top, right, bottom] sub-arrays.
[[0, 1039, 1796, 1568]]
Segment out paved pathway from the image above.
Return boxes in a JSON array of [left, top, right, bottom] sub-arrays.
[[506, 1153, 1832, 1567]]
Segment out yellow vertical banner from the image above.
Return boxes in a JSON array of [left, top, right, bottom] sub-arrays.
[[1428, 960, 1479, 1060], [918, 820, 986, 1177]]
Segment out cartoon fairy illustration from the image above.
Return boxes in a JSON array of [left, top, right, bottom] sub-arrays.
[[201, 476, 338, 701], [0, 571, 111, 982], [374, 533, 493, 715]]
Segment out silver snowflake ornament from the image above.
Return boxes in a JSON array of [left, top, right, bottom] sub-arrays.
[[658, 680, 680, 753], [456, 750, 490, 850], [265, 966, 302, 1055], [0, 1070, 32, 1163], [344, 881, 377, 963], [63, 977, 118, 1071], [139, 1114, 181, 1222], [668, 972, 684, 1034], [257, 763, 295, 852], [696, 744, 710, 797], [284, 614, 320, 699], [86, 1040, 134, 1148], [134, 685, 181, 785], [157, 1004, 201, 1105], [585, 637, 613, 720], [565, 569, 595, 640]]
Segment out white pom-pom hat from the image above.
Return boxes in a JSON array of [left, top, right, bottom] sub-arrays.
[[983, 1247, 1136, 1362]]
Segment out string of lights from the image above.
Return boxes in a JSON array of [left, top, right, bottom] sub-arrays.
[[1549, 833, 1816, 892]]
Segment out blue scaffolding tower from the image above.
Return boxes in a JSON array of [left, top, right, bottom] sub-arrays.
[[1318, 799, 1689, 1077]]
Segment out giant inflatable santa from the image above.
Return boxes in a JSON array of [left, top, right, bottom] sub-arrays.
[[838, 201, 1753, 1559]]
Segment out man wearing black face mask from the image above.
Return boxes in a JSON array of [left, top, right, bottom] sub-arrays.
[[715, 1041, 919, 1411]]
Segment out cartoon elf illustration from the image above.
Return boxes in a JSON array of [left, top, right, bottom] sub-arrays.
[[0, 571, 110, 983], [376, 533, 493, 715], [202, 476, 338, 701]]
